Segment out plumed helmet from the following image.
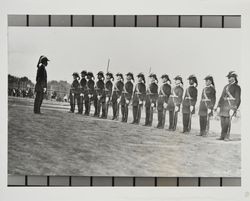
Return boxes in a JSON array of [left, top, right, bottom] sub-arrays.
[[174, 75, 183, 85], [188, 74, 198, 86], [126, 72, 134, 81], [40, 55, 50, 63], [72, 72, 80, 78], [116, 73, 124, 80], [226, 71, 238, 84], [137, 73, 145, 83], [81, 70, 87, 76], [161, 74, 171, 83], [87, 72, 94, 78], [149, 73, 158, 83], [106, 72, 114, 80], [204, 75, 215, 86], [97, 71, 104, 78]]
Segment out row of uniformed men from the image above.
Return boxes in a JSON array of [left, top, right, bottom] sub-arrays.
[[69, 70, 241, 141]]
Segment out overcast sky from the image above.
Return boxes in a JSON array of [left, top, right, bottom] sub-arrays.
[[8, 27, 241, 96]]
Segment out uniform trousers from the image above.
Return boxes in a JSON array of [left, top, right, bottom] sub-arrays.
[[34, 91, 44, 113], [169, 111, 178, 130], [220, 116, 231, 139]]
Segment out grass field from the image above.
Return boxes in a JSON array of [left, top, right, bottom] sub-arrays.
[[8, 96, 241, 177]]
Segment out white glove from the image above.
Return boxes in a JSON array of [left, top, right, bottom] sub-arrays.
[[163, 102, 168, 109], [117, 98, 121, 103], [88, 94, 92, 98], [151, 103, 155, 107], [80, 93, 84, 97], [229, 109, 235, 117], [43, 88, 46, 93], [175, 106, 179, 112], [215, 107, 220, 113], [72, 93, 74, 96], [139, 100, 143, 105], [190, 106, 194, 111], [207, 108, 212, 114], [97, 95, 101, 100], [106, 97, 109, 103], [126, 99, 130, 104]]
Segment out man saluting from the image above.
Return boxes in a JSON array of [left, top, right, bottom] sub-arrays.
[[34, 55, 49, 114], [215, 71, 241, 141]]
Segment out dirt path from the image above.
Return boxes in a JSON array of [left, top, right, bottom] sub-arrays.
[[8, 97, 241, 177]]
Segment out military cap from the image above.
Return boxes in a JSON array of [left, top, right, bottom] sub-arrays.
[[161, 74, 170, 80], [204, 75, 214, 86], [149, 73, 158, 82], [97, 71, 104, 78], [226, 71, 238, 78], [40, 55, 50, 63], [106, 72, 114, 79], [72, 72, 80, 78], [116, 73, 124, 80], [81, 70, 87, 75], [87, 72, 94, 78], [137, 73, 145, 83], [174, 75, 183, 84], [188, 74, 198, 86], [126, 72, 134, 81]]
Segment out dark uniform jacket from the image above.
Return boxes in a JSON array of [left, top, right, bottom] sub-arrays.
[[198, 85, 216, 116], [218, 82, 241, 117], [86, 79, 95, 97], [112, 80, 124, 102], [132, 82, 146, 106], [121, 81, 134, 105], [35, 65, 47, 92], [80, 78, 87, 94], [167, 85, 184, 111], [95, 80, 105, 101], [157, 82, 171, 110], [145, 82, 158, 107], [105, 80, 113, 98], [182, 85, 198, 114], [70, 79, 80, 94]]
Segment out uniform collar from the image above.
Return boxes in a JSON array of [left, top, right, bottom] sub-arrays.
[[229, 81, 236, 85]]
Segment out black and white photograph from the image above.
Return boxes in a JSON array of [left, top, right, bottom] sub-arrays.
[[8, 26, 241, 177]]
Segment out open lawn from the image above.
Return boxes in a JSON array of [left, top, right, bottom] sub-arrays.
[[8, 97, 241, 177]]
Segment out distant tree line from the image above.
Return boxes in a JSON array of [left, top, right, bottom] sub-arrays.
[[8, 74, 71, 102]]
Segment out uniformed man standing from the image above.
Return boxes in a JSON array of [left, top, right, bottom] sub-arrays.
[[167, 76, 184, 131], [111, 73, 124, 120], [79, 70, 87, 114], [34, 55, 49, 114], [121, 72, 134, 123], [198, 75, 216, 136], [156, 74, 171, 129], [69, 72, 81, 113], [215, 71, 241, 141], [144, 73, 158, 127], [104, 72, 114, 119], [131, 73, 146, 125], [182, 75, 198, 133], [94, 71, 105, 118], [84, 72, 95, 116]]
